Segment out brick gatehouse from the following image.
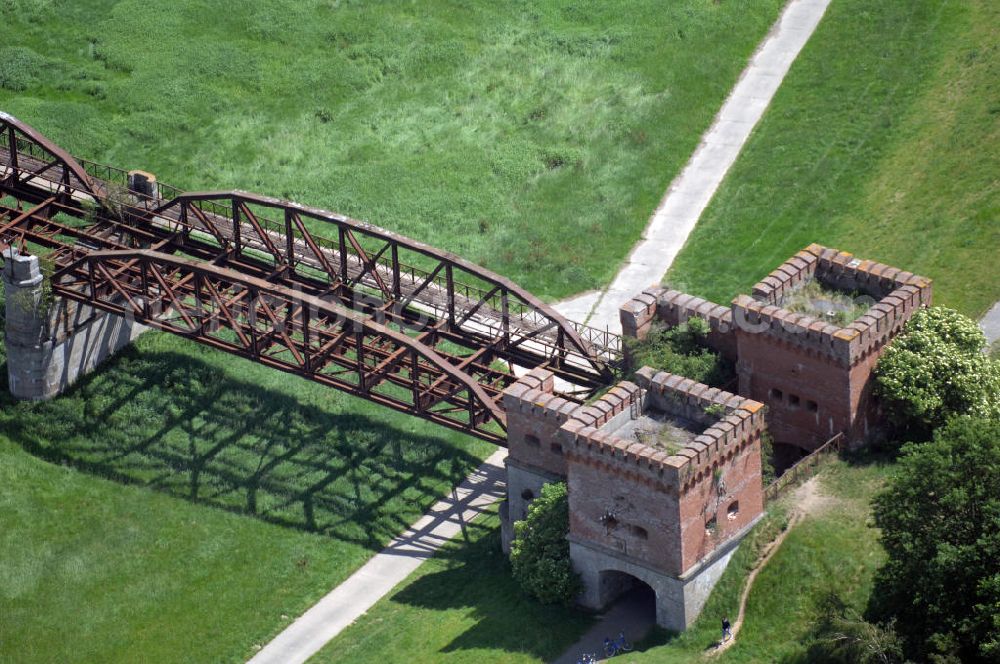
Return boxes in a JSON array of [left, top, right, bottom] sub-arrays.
[[500, 244, 932, 630]]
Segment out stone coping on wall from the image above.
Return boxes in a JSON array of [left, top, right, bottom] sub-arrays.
[[619, 287, 733, 341], [559, 367, 765, 491]]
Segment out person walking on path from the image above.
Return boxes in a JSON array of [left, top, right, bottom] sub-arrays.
[[722, 616, 732, 643]]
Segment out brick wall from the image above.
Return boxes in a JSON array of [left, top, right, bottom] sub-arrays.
[[561, 370, 765, 577]]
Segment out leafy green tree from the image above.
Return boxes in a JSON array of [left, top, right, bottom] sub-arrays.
[[875, 307, 1000, 437], [509, 482, 581, 605], [868, 417, 1000, 662]]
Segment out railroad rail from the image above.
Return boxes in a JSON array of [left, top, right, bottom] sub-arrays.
[[0, 112, 621, 443]]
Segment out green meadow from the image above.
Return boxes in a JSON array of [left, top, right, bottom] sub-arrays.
[[669, 0, 1000, 317], [0, 1, 788, 661], [0, 0, 783, 300]]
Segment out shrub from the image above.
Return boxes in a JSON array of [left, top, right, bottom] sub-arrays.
[[0, 46, 45, 91], [798, 593, 905, 664], [625, 318, 734, 387], [509, 482, 581, 605], [875, 307, 1000, 438]]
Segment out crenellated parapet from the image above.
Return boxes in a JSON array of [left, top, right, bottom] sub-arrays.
[[620, 287, 737, 360], [737, 244, 932, 368], [559, 368, 765, 497], [751, 244, 932, 305], [501, 368, 581, 477]]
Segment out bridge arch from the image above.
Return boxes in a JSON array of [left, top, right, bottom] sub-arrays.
[[0, 113, 101, 205], [144, 190, 613, 384]]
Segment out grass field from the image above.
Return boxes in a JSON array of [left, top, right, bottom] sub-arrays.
[[0, 0, 784, 300], [313, 458, 887, 664], [3, 0, 996, 661], [0, 286, 498, 662], [0, 2, 793, 659], [668, 0, 1000, 317], [311, 509, 594, 664], [1, 431, 399, 663]]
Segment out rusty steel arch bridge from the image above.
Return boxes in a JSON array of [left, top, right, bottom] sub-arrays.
[[0, 113, 621, 444]]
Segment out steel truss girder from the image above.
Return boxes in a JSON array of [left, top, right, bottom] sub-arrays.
[[0, 111, 620, 444], [144, 191, 613, 383], [0, 112, 102, 208], [52, 248, 508, 443]]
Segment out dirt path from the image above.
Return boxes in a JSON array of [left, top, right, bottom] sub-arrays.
[[710, 476, 832, 656]]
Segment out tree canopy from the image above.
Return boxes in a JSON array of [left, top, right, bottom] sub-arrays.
[[875, 307, 1000, 437], [868, 416, 1000, 662]]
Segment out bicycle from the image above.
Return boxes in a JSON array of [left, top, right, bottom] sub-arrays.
[[604, 632, 633, 657]]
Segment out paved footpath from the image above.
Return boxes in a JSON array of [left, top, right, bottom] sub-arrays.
[[247, 449, 507, 664], [558, 0, 833, 333], [980, 300, 1000, 346], [249, 1, 833, 662]]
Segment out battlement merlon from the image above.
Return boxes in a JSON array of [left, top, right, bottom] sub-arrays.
[[732, 282, 930, 368], [501, 367, 580, 424], [560, 368, 765, 492], [619, 286, 666, 340], [751, 244, 933, 305]]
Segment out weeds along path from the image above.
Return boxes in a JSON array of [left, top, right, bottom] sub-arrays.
[[556, 0, 832, 332], [710, 476, 832, 657]]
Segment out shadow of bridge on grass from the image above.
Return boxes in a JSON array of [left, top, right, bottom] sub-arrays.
[[386, 518, 596, 662], [0, 336, 485, 555]]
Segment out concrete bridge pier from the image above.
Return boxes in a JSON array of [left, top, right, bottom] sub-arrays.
[[2, 249, 147, 400]]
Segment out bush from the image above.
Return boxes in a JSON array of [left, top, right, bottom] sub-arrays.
[[626, 318, 734, 387], [796, 593, 905, 664], [0, 46, 45, 91], [868, 417, 1000, 662], [875, 307, 1000, 438], [509, 482, 581, 605]]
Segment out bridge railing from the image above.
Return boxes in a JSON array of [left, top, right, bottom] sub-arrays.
[[105, 165, 625, 361]]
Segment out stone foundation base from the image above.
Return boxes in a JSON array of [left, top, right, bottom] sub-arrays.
[[7, 307, 147, 400], [569, 515, 761, 631], [4, 251, 146, 400]]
